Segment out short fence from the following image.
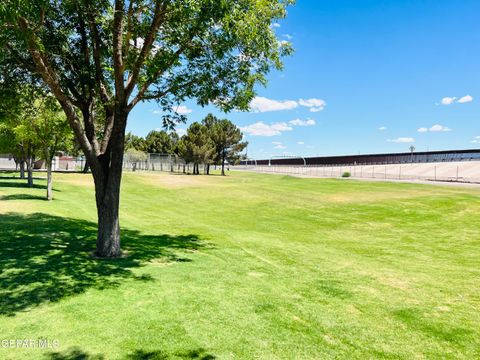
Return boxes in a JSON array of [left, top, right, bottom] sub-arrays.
[[0, 153, 201, 174], [235, 161, 480, 183]]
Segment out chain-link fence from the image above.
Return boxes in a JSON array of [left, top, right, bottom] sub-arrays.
[[235, 161, 480, 183]]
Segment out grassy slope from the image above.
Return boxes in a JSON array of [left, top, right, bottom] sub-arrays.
[[0, 171, 479, 359]]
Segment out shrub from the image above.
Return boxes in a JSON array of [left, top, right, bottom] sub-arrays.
[[342, 171, 351, 178]]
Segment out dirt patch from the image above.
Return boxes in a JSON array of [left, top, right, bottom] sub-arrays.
[[131, 172, 228, 189]]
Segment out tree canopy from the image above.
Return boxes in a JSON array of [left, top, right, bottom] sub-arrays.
[[0, 0, 293, 257]]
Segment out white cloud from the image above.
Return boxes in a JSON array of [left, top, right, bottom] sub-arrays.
[[457, 95, 473, 103], [272, 141, 282, 145], [430, 124, 452, 132], [249, 96, 327, 113], [153, 110, 162, 114], [272, 23, 281, 28], [441, 97, 456, 105], [299, 98, 326, 112], [274, 144, 286, 149], [283, 34, 293, 40], [387, 137, 415, 143], [297, 141, 305, 145], [440, 95, 473, 105], [250, 96, 298, 113], [240, 122, 293, 136], [378, 126, 387, 131], [175, 105, 192, 114], [417, 124, 452, 132], [176, 128, 187, 136], [289, 118, 316, 126]]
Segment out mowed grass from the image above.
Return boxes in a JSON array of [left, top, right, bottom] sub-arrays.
[[0, 170, 479, 359]]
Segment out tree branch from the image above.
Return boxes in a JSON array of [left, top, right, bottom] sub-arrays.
[[16, 16, 101, 173], [124, 0, 168, 98], [127, 45, 186, 110], [112, 0, 126, 101]]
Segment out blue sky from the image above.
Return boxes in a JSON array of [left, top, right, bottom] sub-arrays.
[[127, 0, 480, 159]]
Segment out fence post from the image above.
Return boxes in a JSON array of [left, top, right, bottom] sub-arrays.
[[372, 165, 375, 178], [434, 165, 436, 181], [399, 166, 401, 180], [456, 166, 459, 181], [384, 166, 387, 179]]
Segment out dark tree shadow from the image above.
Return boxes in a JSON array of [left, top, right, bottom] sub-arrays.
[[46, 347, 104, 359], [0, 212, 206, 317], [0, 180, 49, 190], [1, 194, 47, 201], [44, 347, 216, 360]]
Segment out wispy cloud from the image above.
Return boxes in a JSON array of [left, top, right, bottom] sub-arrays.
[[289, 118, 316, 126], [440, 95, 473, 105], [457, 95, 473, 103], [272, 23, 281, 28], [175, 105, 193, 114], [387, 137, 415, 143], [250, 97, 298, 112], [297, 141, 305, 145], [298, 98, 326, 112], [241, 122, 293, 136], [378, 126, 387, 131], [417, 124, 452, 132], [282, 34, 293, 40], [153, 105, 192, 115], [249, 96, 327, 113]]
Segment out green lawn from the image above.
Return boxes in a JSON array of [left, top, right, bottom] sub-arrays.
[[0, 170, 479, 359]]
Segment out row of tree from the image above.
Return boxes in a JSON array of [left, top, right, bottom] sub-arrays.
[[125, 114, 247, 176], [0, 86, 73, 200]]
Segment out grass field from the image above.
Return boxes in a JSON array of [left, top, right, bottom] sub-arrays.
[[0, 170, 479, 359]]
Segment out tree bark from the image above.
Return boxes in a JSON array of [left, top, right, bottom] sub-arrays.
[[46, 158, 53, 200], [221, 150, 226, 176], [19, 160, 25, 179], [206, 164, 210, 175], [90, 109, 127, 258], [26, 155, 34, 187]]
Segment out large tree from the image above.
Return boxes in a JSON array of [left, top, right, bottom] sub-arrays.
[[0, 0, 292, 257]]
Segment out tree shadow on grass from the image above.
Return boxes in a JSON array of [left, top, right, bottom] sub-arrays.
[[0, 180, 49, 190], [0, 212, 206, 317], [1, 193, 47, 201], [45, 347, 216, 360]]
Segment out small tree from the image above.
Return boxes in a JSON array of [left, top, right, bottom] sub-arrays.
[[178, 122, 215, 175], [33, 96, 72, 200], [125, 133, 146, 152], [145, 130, 174, 154], [203, 114, 247, 175], [125, 148, 147, 172]]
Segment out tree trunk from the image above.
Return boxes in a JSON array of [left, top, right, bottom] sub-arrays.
[[206, 164, 210, 175], [19, 161, 25, 179], [26, 156, 34, 187], [27, 166, 33, 187], [221, 151, 226, 176], [90, 110, 127, 258], [46, 158, 53, 201], [82, 160, 90, 173], [95, 182, 121, 257]]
